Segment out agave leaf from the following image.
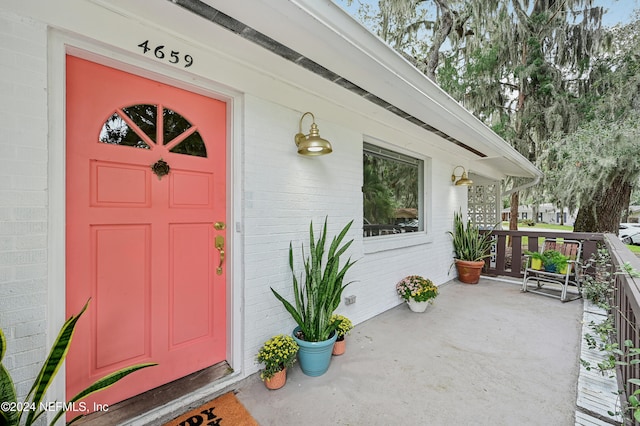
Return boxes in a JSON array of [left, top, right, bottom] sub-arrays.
[[23, 300, 90, 425], [273, 218, 357, 342], [289, 243, 305, 318], [49, 363, 157, 425], [0, 328, 6, 363], [1, 411, 12, 426], [70, 363, 157, 403], [0, 364, 18, 426], [0, 329, 13, 425], [449, 210, 494, 261], [271, 287, 305, 334], [2, 300, 153, 426], [328, 220, 353, 257]]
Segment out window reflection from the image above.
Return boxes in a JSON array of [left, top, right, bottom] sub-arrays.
[[163, 107, 193, 144], [99, 112, 151, 149], [98, 105, 207, 157], [170, 131, 207, 157], [122, 104, 157, 143], [363, 143, 423, 237]]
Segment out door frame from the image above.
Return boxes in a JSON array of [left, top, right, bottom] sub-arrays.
[[47, 30, 244, 415]]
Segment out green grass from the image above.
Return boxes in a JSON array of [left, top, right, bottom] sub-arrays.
[[501, 222, 573, 231], [501, 222, 572, 247], [500, 222, 640, 253], [626, 244, 640, 253], [530, 223, 573, 231]]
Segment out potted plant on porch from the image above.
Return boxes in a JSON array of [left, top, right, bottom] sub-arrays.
[[329, 314, 353, 356], [524, 250, 545, 270], [271, 218, 356, 376], [448, 210, 494, 284], [256, 334, 299, 390], [541, 250, 570, 274], [524, 250, 570, 273], [396, 275, 439, 312]]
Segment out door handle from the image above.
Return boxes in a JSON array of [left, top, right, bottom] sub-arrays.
[[215, 235, 225, 275]]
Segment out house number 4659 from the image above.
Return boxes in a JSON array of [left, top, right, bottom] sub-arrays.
[[137, 40, 193, 68]]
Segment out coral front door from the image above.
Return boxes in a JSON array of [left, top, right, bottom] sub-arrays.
[[65, 55, 227, 410]]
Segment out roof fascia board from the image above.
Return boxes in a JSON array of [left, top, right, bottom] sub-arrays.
[[288, 0, 541, 178], [188, 0, 486, 157], [212, 0, 539, 177]]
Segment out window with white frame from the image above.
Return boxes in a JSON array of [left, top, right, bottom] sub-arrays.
[[363, 142, 424, 237]]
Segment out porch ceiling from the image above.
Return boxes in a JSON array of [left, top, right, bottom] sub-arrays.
[[99, 0, 541, 179]]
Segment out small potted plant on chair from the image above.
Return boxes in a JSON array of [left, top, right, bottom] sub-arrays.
[[542, 250, 570, 274], [524, 251, 545, 270], [396, 275, 439, 312], [256, 334, 299, 390], [329, 314, 353, 355]]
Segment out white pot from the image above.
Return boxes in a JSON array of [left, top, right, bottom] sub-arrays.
[[407, 299, 429, 313]]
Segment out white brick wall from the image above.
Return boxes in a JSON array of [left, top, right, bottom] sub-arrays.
[[241, 96, 363, 375], [349, 158, 467, 320], [240, 95, 468, 377], [0, 10, 49, 399], [0, 4, 476, 407]]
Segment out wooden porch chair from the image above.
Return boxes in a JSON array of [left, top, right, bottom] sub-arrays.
[[521, 238, 583, 302]]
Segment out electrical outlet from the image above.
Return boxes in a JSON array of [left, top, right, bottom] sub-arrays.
[[345, 295, 356, 305]]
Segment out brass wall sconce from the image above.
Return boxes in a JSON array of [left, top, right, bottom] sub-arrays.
[[451, 166, 473, 186], [294, 112, 333, 156]]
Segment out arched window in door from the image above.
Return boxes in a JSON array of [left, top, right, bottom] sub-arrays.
[[99, 104, 207, 157]]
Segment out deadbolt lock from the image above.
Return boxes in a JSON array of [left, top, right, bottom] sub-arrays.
[[214, 222, 226, 230]]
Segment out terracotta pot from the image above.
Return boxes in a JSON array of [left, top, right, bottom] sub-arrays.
[[264, 368, 287, 390], [455, 259, 485, 284], [332, 338, 346, 356]]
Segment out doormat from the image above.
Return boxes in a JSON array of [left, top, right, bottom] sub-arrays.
[[163, 392, 258, 426]]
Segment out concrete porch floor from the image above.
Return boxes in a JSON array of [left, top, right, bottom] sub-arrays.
[[234, 278, 583, 425]]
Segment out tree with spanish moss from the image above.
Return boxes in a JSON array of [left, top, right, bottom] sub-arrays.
[[542, 16, 640, 232], [439, 0, 609, 230], [343, 0, 610, 231]]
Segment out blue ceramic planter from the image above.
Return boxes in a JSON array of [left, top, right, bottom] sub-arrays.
[[292, 326, 337, 377]]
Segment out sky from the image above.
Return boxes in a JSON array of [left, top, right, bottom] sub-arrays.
[[335, 0, 640, 28], [598, 0, 640, 26]]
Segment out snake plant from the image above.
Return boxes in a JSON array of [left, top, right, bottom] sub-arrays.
[[0, 300, 155, 426], [448, 210, 494, 262], [271, 218, 356, 342]]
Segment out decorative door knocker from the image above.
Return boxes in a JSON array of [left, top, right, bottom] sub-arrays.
[[151, 158, 170, 180]]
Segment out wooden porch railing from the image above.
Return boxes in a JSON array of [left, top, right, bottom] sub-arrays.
[[481, 229, 640, 423], [604, 234, 640, 424], [480, 229, 604, 278]]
